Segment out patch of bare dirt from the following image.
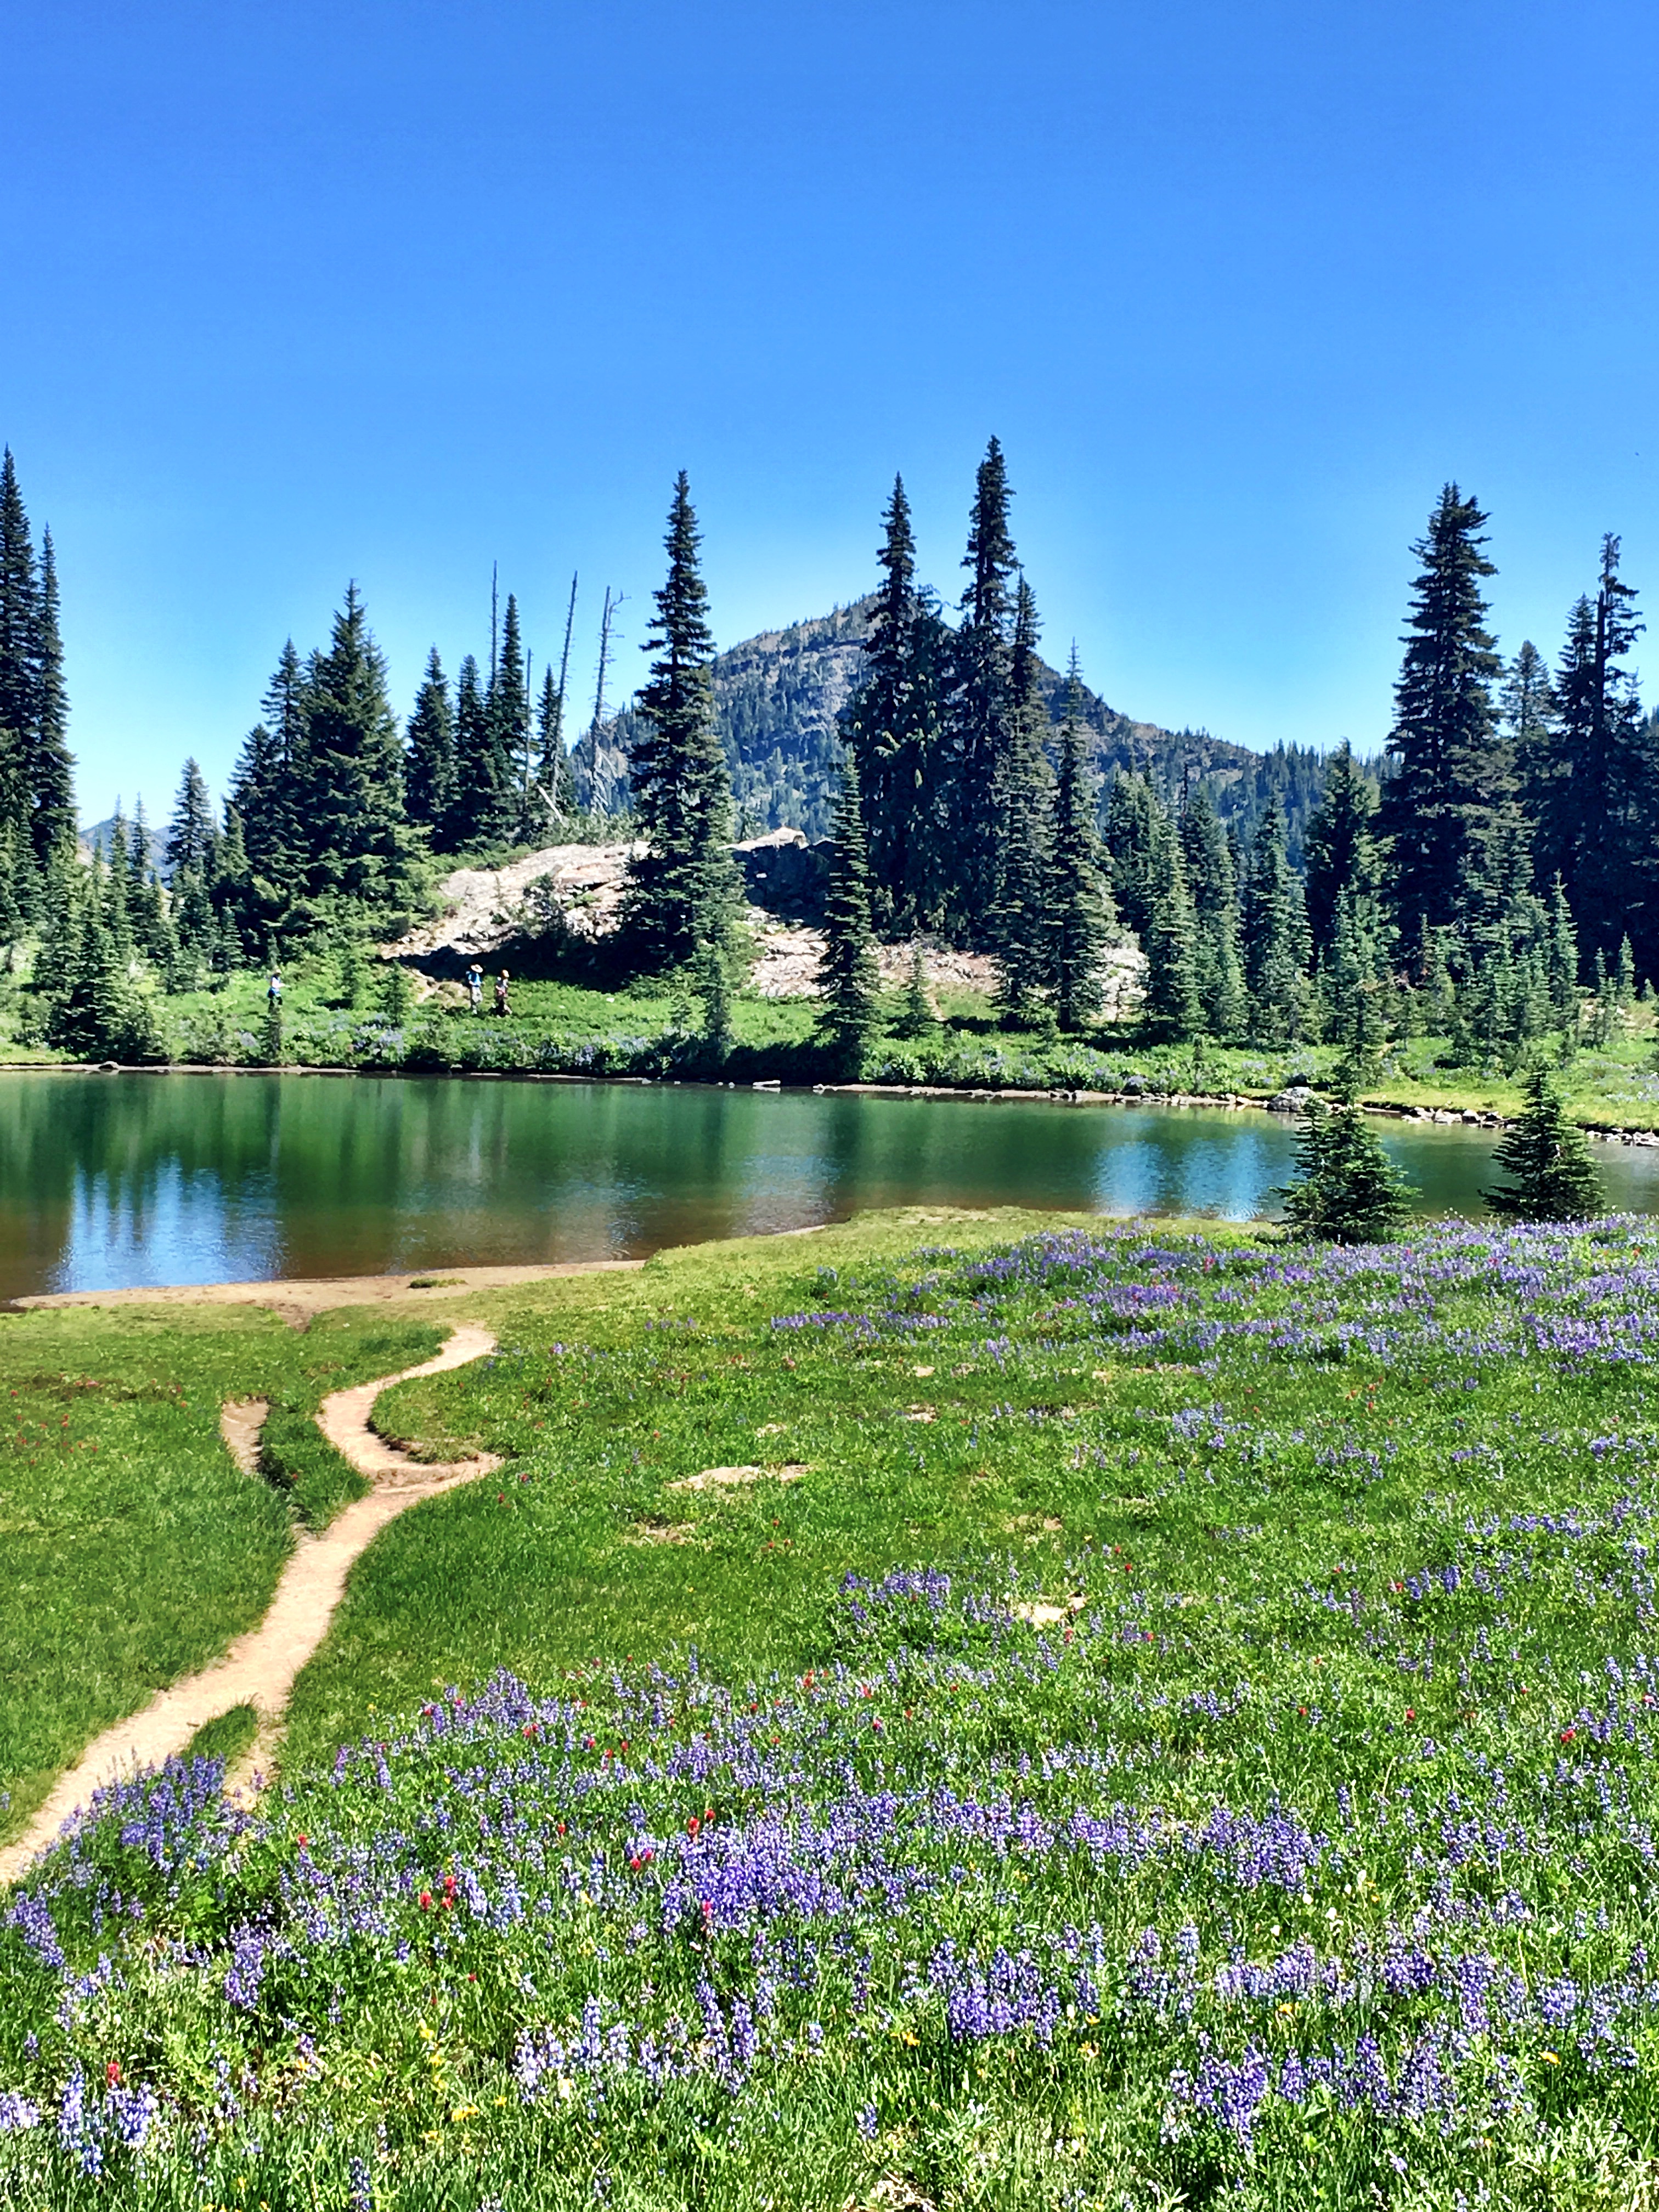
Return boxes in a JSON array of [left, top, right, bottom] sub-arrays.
[[668, 1463, 808, 1493], [218, 1399, 269, 1477]]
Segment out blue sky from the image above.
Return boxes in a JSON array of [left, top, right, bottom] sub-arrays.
[[4, 0, 1657, 822]]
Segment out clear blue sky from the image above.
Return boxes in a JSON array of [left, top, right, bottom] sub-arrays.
[[4, 0, 1656, 823]]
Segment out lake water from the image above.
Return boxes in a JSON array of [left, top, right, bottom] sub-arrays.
[[2, 1070, 1655, 1301]]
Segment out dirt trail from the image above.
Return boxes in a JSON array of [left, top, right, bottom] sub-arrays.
[[0, 1326, 503, 1886]]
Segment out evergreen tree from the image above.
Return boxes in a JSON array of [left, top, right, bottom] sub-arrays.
[[1545, 873, 1579, 1030], [1485, 1066, 1602, 1220], [1103, 771, 1169, 943], [1140, 826, 1201, 1040], [103, 814, 134, 962], [1302, 743, 1379, 962], [842, 476, 947, 930], [1179, 780, 1246, 1040], [30, 528, 74, 872], [1530, 538, 1655, 971], [991, 579, 1054, 1021], [44, 867, 159, 1061], [166, 758, 215, 877], [1242, 797, 1311, 1047], [404, 648, 457, 837], [894, 944, 936, 1039], [1048, 654, 1112, 1032], [209, 806, 251, 966], [819, 749, 881, 1075], [1377, 486, 1509, 945], [448, 651, 514, 849], [0, 450, 38, 900], [228, 640, 308, 943], [490, 591, 532, 830], [1501, 640, 1556, 798], [623, 474, 743, 974], [299, 584, 420, 919], [1278, 1096, 1416, 1244], [1322, 889, 1388, 1082], [946, 439, 1018, 936]]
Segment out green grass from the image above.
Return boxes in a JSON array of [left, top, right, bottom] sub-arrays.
[[179, 1702, 258, 1769], [0, 1305, 444, 1841], [9, 1209, 1659, 2204]]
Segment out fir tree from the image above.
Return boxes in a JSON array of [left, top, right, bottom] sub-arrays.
[[894, 944, 936, 1040], [300, 585, 419, 919], [1531, 538, 1654, 971], [1179, 780, 1246, 1040], [30, 528, 74, 872], [1302, 743, 1378, 962], [1485, 1066, 1602, 1220], [1103, 772, 1168, 943], [166, 758, 215, 877], [1545, 873, 1579, 1029], [490, 591, 532, 830], [1278, 1096, 1416, 1244], [623, 473, 743, 974], [1048, 654, 1112, 1032], [0, 450, 38, 900], [1322, 889, 1387, 1084], [535, 664, 577, 822], [1140, 826, 1201, 1040], [1377, 486, 1508, 945], [449, 650, 514, 849], [991, 579, 1054, 1022], [946, 439, 1018, 936], [404, 648, 457, 837], [1242, 797, 1311, 1047], [819, 749, 881, 1075], [44, 868, 159, 1062], [1501, 640, 1556, 798], [842, 476, 946, 930]]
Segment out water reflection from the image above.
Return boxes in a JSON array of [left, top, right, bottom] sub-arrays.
[[3, 1070, 1658, 1301]]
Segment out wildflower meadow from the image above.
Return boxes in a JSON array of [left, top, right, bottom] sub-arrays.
[[5, 1212, 1659, 2208]]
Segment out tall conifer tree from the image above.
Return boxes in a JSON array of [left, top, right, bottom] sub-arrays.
[[166, 759, 215, 877], [1048, 654, 1112, 1032], [404, 648, 457, 837], [299, 585, 417, 916], [1243, 797, 1311, 1047], [820, 749, 881, 1074], [624, 474, 743, 973], [1377, 486, 1507, 945], [1303, 744, 1378, 963], [947, 439, 1018, 936], [1180, 781, 1247, 1040], [991, 579, 1054, 1020], [31, 528, 74, 870]]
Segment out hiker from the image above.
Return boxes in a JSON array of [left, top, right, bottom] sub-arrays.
[[466, 962, 483, 1014], [267, 970, 283, 1009], [494, 969, 511, 1018]]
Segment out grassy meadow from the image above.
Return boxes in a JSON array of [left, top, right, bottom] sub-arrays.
[[4, 1209, 1659, 2205], [0, 1304, 443, 1843]]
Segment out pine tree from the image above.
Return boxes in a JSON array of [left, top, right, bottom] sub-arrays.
[[819, 749, 881, 1075], [1278, 1096, 1416, 1244], [1377, 486, 1508, 945], [490, 591, 532, 832], [1531, 538, 1654, 972], [1048, 653, 1112, 1032], [946, 439, 1018, 936], [1303, 744, 1378, 962], [1179, 780, 1246, 1040], [30, 528, 74, 873], [0, 450, 38, 900], [623, 473, 743, 974], [1103, 771, 1168, 943], [44, 867, 159, 1062], [404, 648, 457, 838], [1322, 889, 1387, 1082], [1140, 826, 1201, 1040], [1485, 1066, 1602, 1220], [894, 944, 936, 1039], [1502, 640, 1556, 799], [228, 640, 309, 944], [300, 585, 420, 920], [991, 579, 1054, 1021], [449, 650, 514, 849], [1545, 873, 1579, 1030], [166, 759, 215, 877], [1242, 797, 1311, 1047], [842, 475, 946, 930]]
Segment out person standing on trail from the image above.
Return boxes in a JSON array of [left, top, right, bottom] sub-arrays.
[[495, 970, 511, 1018], [267, 970, 283, 1009], [466, 962, 483, 1014]]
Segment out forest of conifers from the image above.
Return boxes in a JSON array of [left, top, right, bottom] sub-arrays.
[[0, 437, 1654, 1077]]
